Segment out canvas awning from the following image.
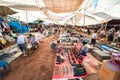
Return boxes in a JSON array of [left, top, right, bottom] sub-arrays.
[[90, 0, 120, 19], [0, 0, 120, 26], [43, 0, 83, 13], [9, 10, 47, 23], [0, 6, 16, 17]]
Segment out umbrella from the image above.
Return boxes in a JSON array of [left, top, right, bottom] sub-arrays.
[[0, 6, 16, 17]]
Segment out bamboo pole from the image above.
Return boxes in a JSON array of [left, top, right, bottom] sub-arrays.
[[25, 11, 29, 33], [18, 16, 22, 33]]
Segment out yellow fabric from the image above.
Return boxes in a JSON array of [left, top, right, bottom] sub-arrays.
[[0, 38, 6, 45]]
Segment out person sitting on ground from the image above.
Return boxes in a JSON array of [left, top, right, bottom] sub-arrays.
[[30, 35, 39, 49], [50, 40, 60, 52], [80, 41, 88, 56]]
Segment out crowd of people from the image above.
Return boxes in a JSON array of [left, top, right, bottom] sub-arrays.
[[97, 27, 120, 47], [1, 21, 120, 57], [80, 27, 120, 48]]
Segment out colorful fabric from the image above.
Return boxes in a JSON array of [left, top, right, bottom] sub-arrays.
[[0, 38, 6, 45]]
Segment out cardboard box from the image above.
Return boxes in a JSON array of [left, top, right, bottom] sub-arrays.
[[99, 61, 120, 80]]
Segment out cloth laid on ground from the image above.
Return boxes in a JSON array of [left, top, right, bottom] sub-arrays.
[[53, 48, 88, 79], [81, 53, 100, 74], [83, 73, 99, 80]]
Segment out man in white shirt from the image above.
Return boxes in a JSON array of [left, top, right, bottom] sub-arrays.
[[17, 34, 28, 56], [91, 30, 97, 46]]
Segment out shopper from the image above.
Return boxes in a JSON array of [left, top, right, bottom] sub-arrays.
[[17, 33, 28, 56], [91, 30, 97, 46], [100, 28, 105, 38], [87, 28, 90, 35], [107, 28, 115, 44], [117, 30, 120, 47]]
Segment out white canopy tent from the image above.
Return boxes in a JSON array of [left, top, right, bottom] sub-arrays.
[[8, 9, 47, 23], [94, 0, 120, 18], [0, 0, 120, 26]]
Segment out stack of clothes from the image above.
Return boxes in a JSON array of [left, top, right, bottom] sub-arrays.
[[72, 64, 86, 76]]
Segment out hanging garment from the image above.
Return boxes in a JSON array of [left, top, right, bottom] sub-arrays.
[[0, 38, 6, 45], [2, 22, 7, 28]]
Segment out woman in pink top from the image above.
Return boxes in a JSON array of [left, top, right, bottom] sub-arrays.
[[100, 28, 105, 38]]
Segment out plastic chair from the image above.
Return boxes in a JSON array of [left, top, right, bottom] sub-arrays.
[[0, 61, 11, 77]]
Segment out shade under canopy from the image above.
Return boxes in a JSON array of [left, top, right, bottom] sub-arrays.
[[43, 0, 83, 13], [0, 6, 16, 17]]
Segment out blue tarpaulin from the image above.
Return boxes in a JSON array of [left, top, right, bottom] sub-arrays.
[[100, 45, 113, 51], [9, 21, 30, 33]]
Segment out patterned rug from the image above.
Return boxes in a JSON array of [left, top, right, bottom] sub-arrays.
[[82, 53, 101, 74], [52, 51, 101, 80]]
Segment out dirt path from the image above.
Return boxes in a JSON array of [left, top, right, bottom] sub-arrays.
[[2, 36, 56, 80]]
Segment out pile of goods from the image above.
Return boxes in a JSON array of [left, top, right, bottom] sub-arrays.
[[111, 53, 120, 66], [72, 64, 86, 76]]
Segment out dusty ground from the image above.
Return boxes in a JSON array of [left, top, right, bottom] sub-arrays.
[[1, 36, 56, 80]]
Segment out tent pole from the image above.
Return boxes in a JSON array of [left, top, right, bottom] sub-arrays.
[[105, 22, 108, 32], [25, 11, 29, 33], [83, 9, 86, 37], [75, 15, 76, 27], [25, 11, 28, 25], [83, 9, 85, 27], [4, 7, 7, 16], [18, 16, 22, 33]]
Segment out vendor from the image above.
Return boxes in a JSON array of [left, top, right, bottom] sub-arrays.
[[50, 40, 60, 52], [80, 41, 88, 56], [30, 35, 39, 49], [74, 40, 82, 50]]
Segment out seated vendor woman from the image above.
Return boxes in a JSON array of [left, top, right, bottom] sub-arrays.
[[50, 40, 60, 52], [30, 35, 39, 49], [80, 41, 88, 56]]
